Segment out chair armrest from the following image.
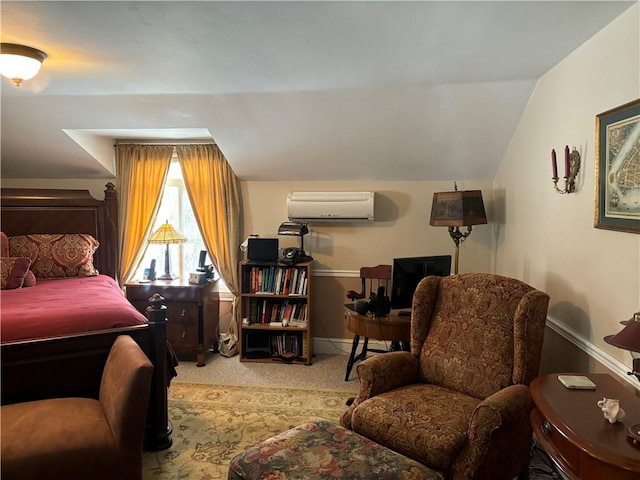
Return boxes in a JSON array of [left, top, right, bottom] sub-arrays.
[[452, 384, 533, 480], [100, 336, 154, 453], [340, 352, 419, 429]]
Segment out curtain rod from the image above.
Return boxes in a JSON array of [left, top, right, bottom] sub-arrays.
[[114, 140, 216, 146]]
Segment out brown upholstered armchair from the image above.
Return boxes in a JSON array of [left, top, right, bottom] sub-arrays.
[[1, 335, 154, 480], [340, 273, 549, 480]]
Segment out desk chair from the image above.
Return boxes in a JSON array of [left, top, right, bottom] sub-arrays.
[[345, 264, 407, 381]]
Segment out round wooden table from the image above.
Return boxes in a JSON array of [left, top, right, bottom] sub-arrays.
[[530, 373, 640, 480], [344, 306, 411, 381]]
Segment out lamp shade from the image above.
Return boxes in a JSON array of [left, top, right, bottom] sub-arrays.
[[430, 189, 487, 227], [278, 222, 309, 237], [0, 43, 47, 86], [148, 222, 187, 245], [604, 312, 640, 353]]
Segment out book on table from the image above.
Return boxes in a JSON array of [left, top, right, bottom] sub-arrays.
[[557, 375, 596, 389]]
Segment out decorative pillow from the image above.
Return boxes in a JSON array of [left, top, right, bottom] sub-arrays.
[[8, 234, 100, 279], [1, 232, 9, 257], [1, 257, 31, 289], [23, 269, 37, 287]]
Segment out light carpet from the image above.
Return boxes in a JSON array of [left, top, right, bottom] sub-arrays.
[[142, 382, 559, 480]]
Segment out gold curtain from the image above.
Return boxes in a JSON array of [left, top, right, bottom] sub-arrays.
[[115, 144, 173, 286], [176, 144, 241, 329]]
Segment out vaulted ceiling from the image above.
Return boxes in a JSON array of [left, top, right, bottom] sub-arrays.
[[0, 1, 634, 181]]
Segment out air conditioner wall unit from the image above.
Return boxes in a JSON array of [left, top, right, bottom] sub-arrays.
[[286, 191, 375, 222]]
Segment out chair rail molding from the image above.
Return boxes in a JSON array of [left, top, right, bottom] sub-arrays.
[[314, 269, 360, 277], [546, 314, 638, 390]]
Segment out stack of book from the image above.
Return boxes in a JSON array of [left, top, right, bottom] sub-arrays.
[[247, 298, 308, 325], [270, 332, 300, 358], [243, 266, 308, 295]]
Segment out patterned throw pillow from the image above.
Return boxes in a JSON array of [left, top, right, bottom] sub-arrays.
[[1, 231, 9, 257], [1, 257, 31, 289], [23, 269, 37, 287], [8, 234, 100, 279]]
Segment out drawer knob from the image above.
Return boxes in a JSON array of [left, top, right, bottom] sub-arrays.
[[181, 330, 186, 339], [542, 419, 551, 436], [181, 309, 186, 317]]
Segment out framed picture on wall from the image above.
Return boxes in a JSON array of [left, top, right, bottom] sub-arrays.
[[594, 98, 640, 233]]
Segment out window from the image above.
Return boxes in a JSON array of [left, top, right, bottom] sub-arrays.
[[135, 158, 214, 281]]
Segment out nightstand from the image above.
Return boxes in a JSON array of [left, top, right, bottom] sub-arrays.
[[125, 279, 219, 366]]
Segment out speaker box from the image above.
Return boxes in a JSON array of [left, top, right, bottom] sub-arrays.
[[247, 238, 279, 263]]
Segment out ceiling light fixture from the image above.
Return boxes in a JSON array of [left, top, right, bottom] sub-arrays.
[[0, 43, 47, 87]]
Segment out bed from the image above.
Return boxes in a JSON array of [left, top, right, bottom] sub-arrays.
[[0, 183, 174, 451]]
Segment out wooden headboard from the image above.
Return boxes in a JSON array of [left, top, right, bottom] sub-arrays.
[[0, 183, 119, 279]]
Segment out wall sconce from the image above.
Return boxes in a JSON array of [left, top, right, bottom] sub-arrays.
[[551, 146, 581, 194], [604, 311, 640, 445], [429, 183, 487, 274], [148, 221, 188, 280], [0, 43, 47, 87]]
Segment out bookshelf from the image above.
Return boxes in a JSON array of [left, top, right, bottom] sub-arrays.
[[239, 260, 313, 365]]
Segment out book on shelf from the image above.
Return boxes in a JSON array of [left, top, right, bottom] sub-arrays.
[[295, 269, 305, 294], [290, 269, 299, 295], [283, 302, 294, 321], [282, 268, 291, 295], [244, 264, 309, 295], [260, 299, 268, 323], [291, 303, 307, 322], [289, 319, 307, 328], [274, 268, 283, 294], [269, 331, 301, 357], [249, 298, 258, 324]]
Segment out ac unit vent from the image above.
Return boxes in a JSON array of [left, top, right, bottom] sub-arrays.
[[286, 191, 375, 222]]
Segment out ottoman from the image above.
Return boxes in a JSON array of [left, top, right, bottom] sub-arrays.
[[228, 420, 442, 480]]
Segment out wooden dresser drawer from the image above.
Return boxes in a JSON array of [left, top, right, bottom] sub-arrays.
[[125, 280, 220, 366], [167, 322, 199, 351], [165, 302, 199, 324], [531, 408, 579, 473]]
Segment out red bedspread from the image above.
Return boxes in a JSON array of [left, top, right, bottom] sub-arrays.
[[1, 275, 148, 343]]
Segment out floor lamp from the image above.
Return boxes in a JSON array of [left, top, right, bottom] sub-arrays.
[[148, 221, 187, 280], [429, 183, 487, 274]]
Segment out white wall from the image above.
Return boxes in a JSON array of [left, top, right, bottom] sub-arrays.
[[494, 5, 640, 382]]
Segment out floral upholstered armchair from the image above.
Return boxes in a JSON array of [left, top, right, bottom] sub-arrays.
[[340, 273, 550, 480]]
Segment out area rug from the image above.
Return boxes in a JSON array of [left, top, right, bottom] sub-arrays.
[[142, 382, 355, 479], [142, 383, 559, 480]]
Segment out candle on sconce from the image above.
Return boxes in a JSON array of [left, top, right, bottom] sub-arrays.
[[552, 149, 558, 179], [565, 145, 570, 178]]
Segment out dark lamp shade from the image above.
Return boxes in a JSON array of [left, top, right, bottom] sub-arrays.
[[604, 312, 640, 353], [430, 190, 487, 227], [148, 222, 187, 245], [278, 222, 309, 236]]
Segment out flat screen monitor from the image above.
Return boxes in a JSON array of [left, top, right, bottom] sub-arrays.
[[391, 255, 452, 311]]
